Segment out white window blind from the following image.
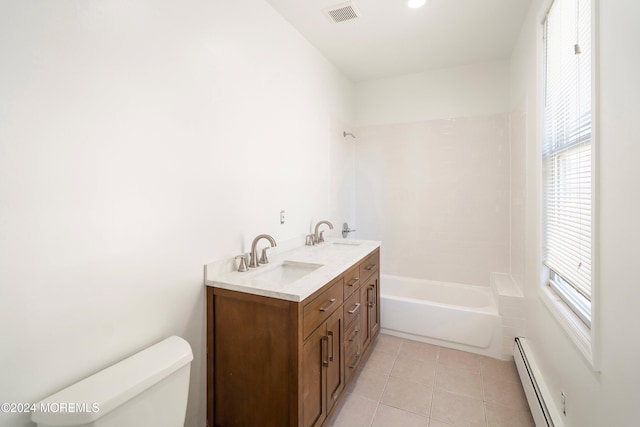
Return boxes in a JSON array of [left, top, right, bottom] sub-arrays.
[[543, 0, 592, 307]]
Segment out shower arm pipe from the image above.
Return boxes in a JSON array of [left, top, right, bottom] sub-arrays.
[[343, 131, 356, 139]]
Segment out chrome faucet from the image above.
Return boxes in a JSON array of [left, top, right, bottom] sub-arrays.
[[313, 220, 333, 244], [249, 234, 277, 268]]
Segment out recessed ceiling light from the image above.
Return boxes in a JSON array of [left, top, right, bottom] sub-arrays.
[[407, 0, 426, 8]]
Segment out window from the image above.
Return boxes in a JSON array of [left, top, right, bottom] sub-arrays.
[[542, 0, 593, 328]]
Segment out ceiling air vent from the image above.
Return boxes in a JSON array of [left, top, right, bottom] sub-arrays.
[[325, 2, 361, 24]]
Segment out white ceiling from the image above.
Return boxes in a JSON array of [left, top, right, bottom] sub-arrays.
[[265, 0, 532, 82]]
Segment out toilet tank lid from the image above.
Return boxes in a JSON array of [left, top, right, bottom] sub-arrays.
[[31, 336, 193, 425]]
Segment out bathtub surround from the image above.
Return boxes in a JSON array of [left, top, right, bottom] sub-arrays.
[[490, 273, 526, 359], [353, 62, 523, 363], [353, 61, 514, 290], [353, 62, 528, 363], [355, 114, 511, 287]]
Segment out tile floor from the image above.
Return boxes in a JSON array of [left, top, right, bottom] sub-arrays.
[[329, 333, 535, 427]]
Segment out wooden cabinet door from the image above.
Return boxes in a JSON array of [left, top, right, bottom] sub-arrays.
[[325, 309, 344, 415], [303, 324, 327, 427], [368, 276, 380, 338], [359, 284, 371, 351], [361, 275, 380, 352]]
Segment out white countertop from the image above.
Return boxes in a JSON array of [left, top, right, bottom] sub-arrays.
[[205, 238, 381, 302]]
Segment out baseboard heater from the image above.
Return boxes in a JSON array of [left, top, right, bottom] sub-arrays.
[[513, 337, 559, 427]]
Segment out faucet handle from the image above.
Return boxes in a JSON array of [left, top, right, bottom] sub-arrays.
[[259, 247, 270, 264], [342, 222, 356, 238], [305, 234, 316, 246], [235, 254, 249, 272], [318, 230, 326, 243]]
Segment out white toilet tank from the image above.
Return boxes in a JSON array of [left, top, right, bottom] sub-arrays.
[[31, 336, 193, 427]]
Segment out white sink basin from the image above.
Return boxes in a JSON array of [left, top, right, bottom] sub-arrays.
[[251, 261, 323, 286]]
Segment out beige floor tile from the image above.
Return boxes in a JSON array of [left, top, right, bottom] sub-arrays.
[[438, 348, 480, 372], [374, 333, 404, 355], [479, 356, 520, 384], [381, 376, 434, 416], [330, 393, 378, 427], [431, 389, 486, 427], [372, 404, 430, 427], [363, 349, 398, 375], [482, 376, 529, 410], [435, 364, 483, 399], [399, 339, 439, 362], [391, 355, 437, 386], [349, 367, 389, 401], [429, 419, 457, 427], [332, 341, 534, 427], [485, 402, 535, 427]]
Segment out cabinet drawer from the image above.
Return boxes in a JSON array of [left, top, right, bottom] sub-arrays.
[[343, 265, 360, 299], [343, 291, 362, 328], [346, 349, 362, 371], [359, 250, 379, 283], [344, 316, 361, 358], [303, 277, 344, 339]]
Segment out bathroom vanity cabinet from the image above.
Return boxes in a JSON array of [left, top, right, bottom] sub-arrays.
[[206, 247, 380, 427]]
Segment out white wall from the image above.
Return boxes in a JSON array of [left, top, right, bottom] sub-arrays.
[[353, 61, 513, 286], [0, 1, 354, 426], [511, 0, 640, 425], [355, 60, 511, 127]]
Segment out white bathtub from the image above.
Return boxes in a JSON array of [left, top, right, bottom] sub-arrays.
[[380, 274, 502, 357]]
